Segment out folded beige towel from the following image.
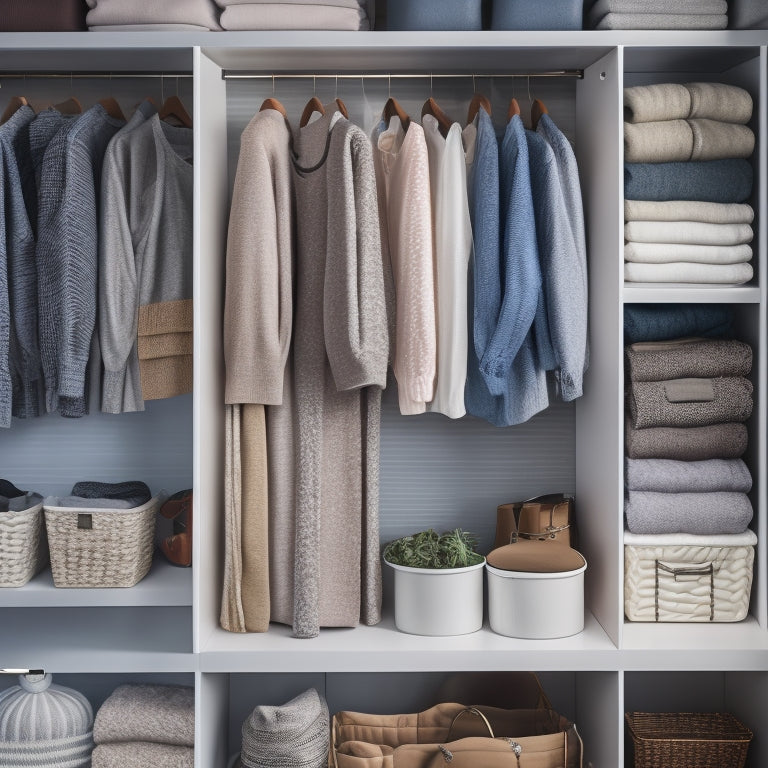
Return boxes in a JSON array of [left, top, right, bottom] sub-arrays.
[[624, 82, 753, 124], [625, 220, 753, 246], [624, 200, 754, 224], [624, 261, 753, 284], [86, 0, 222, 28], [219, 3, 368, 28], [624, 119, 754, 163]]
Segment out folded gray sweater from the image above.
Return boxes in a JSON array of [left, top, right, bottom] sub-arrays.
[[629, 376, 753, 429], [626, 338, 752, 382], [94, 684, 194, 747], [625, 490, 753, 535], [595, 13, 727, 29], [92, 743, 194, 768], [626, 457, 752, 493], [625, 420, 748, 460]]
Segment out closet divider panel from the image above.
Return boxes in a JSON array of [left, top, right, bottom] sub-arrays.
[[197, 671, 230, 768], [725, 670, 768, 767]]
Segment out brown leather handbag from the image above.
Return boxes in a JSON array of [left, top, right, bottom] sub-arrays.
[[494, 494, 576, 549]]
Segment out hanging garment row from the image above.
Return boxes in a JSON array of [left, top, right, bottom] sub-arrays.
[[0, 93, 194, 426], [221, 88, 588, 638]]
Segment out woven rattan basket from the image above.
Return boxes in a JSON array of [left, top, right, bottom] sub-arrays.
[[0, 495, 47, 587], [43, 493, 165, 588], [626, 712, 752, 768]]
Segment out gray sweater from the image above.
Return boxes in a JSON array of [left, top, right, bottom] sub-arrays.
[[99, 114, 193, 413]]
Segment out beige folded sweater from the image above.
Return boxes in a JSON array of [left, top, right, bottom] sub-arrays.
[[86, 0, 221, 28]]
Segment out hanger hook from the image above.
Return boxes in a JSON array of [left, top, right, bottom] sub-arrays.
[[430, 72, 433, 98], [472, 73, 476, 94], [313, 74, 316, 96], [527, 75, 532, 108], [388, 73, 391, 99], [335, 74, 338, 100], [161, 74, 165, 103], [272, 73, 275, 96]]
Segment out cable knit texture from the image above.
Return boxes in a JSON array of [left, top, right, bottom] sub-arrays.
[[93, 684, 194, 747], [625, 420, 748, 460]]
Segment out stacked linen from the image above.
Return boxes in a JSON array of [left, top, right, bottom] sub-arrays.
[[85, 0, 222, 30], [586, 0, 727, 29], [624, 336, 754, 537], [92, 684, 194, 768], [624, 82, 755, 285], [215, 0, 370, 30]]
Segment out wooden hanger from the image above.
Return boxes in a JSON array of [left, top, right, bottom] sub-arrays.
[[507, 98, 521, 121], [531, 98, 548, 130], [1, 95, 28, 125], [159, 95, 192, 128], [382, 97, 410, 131], [466, 93, 492, 125], [53, 96, 82, 115], [98, 96, 126, 122], [260, 97, 287, 118], [299, 97, 348, 128], [421, 97, 452, 138]]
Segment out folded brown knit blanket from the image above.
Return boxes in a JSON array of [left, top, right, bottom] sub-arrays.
[[629, 376, 753, 429], [92, 742, 194, 768], [94, 685, 194, 747], [625, 419, 748, 460], [626, 338, 752, 382]]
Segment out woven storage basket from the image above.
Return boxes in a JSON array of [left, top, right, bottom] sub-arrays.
[[0, 495, 47, 587], [626, 712, 752, 768], [44, 493, 165, 588]]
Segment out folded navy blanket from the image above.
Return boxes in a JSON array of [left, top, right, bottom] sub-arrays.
[[625, 490, 753, 534], [624, 159, 753, 203], [625, 419, 748, 460], [623, 304, 733, 343], [626, 457, 752, 493]]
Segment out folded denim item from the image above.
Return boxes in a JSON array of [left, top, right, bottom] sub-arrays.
[[624, 82, 753, 124], [629, 376, 753, 429], [625, 220, 753, 246], [219, 3, 367, 28], [626, 457, 752, 493], [624, 159, 753, 203], [92, 743, 194, 768], [624, 261, 753, 284], [624, 119, 755, 163], [626, 338, 752, 382], [625, 490, 753, 534], [624, 304, 733, 343], [624, 242, 752, 265], [729, 0, 768, 28], [625, 419, 748, 460], [595, 13, 726, 30], [85, 0, 221, 28], [624, 200, 754, 224]]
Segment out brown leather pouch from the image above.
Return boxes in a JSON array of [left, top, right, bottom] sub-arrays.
[[159, 489, 193, 567], [494, 494, 576, 549]]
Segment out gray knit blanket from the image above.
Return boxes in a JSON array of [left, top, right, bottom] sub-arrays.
[[626, 457, 752, 493], [625, 420, 748, 460], [93, 685, 194, 747], [626, 339, 752, 383], [629, 377, 753, 429], [625, 490, 753, 535], [92, 742, 193, 768], [595, 13, 727, 29]]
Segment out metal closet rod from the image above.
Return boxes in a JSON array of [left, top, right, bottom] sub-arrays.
[[0, 72, 192, 80], [223, 69, 584, 80]]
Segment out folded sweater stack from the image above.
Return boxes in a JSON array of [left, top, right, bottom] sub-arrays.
[[214, 0, 370, 30], [625, 337, 754, 536], [624, 82, 755, 285], [85, 0, 222, 30], [92, 684, 194, 768], [586, 0, 727, 29]]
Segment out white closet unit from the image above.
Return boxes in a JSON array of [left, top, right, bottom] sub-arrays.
[[0, 28, 764, 768]]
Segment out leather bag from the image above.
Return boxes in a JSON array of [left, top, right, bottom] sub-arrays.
[[495, 494, 576, 549], [331, 703, 583, 768]]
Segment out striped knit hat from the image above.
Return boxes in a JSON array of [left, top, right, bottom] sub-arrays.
[[241, 688, 329, 768], [0, 674, 94, 767]]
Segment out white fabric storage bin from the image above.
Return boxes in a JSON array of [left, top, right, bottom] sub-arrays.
[[624, 529, 757, 622]]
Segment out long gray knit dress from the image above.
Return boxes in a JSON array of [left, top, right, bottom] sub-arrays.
[[290, 108, 389, 638]]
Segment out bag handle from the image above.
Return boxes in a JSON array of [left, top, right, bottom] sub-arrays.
[[501, 494, 573, 543], [655, 560, 714, 622], [446, 707, 495, 741]]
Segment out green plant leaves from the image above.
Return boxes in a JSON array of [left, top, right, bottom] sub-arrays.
[[383, 528, 484, 569]]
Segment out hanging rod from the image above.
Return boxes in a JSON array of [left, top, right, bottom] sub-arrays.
[[223, 70, 584, 80], [0, 73, 192, 81]]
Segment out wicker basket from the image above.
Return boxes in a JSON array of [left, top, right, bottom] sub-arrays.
[[0, 495, 47, 587], [626, 712, 752, 768], [44, 493, 165, 588]]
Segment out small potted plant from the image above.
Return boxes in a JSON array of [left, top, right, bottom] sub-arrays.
[[383, 529, 485, 636]]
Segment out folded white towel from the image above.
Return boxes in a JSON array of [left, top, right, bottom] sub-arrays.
[[624, 200, 754, 224], [217, 0, 362, 5], [624, 242, 752, 264], [625, 221, 753, 246], [624, 261, 753, 284]]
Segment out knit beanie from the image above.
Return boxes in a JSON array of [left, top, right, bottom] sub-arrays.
[[0, 673, 94, 767], [241, 688, 329, 768]]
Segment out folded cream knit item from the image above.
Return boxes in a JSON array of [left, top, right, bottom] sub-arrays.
[[624, 261, 753, 284], [624, 242, 752, 265], [92, 742, 194, 768], [626, 338, 752, 382], [624, 119, 755, 163], [220, 3, 368, 29], [93, 685, 194, 748], [624, 82, 753, 124], [241, 688, 329, 768], [625, 419, 748, 460], [625, 490, 753, 535], [595, 13, 726, 30], [625, 220, 753, 246], [85, 0, 222, 29], [624, 200, 754, 224], [629, 376, 753, 429], [626, 457, 752, 493], [45, 496, 134, 509], [89, 23, 214, 30]]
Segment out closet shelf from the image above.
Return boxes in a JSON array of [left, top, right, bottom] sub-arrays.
[[0, 557, 192, 608], [622, 285, 762, 304]]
